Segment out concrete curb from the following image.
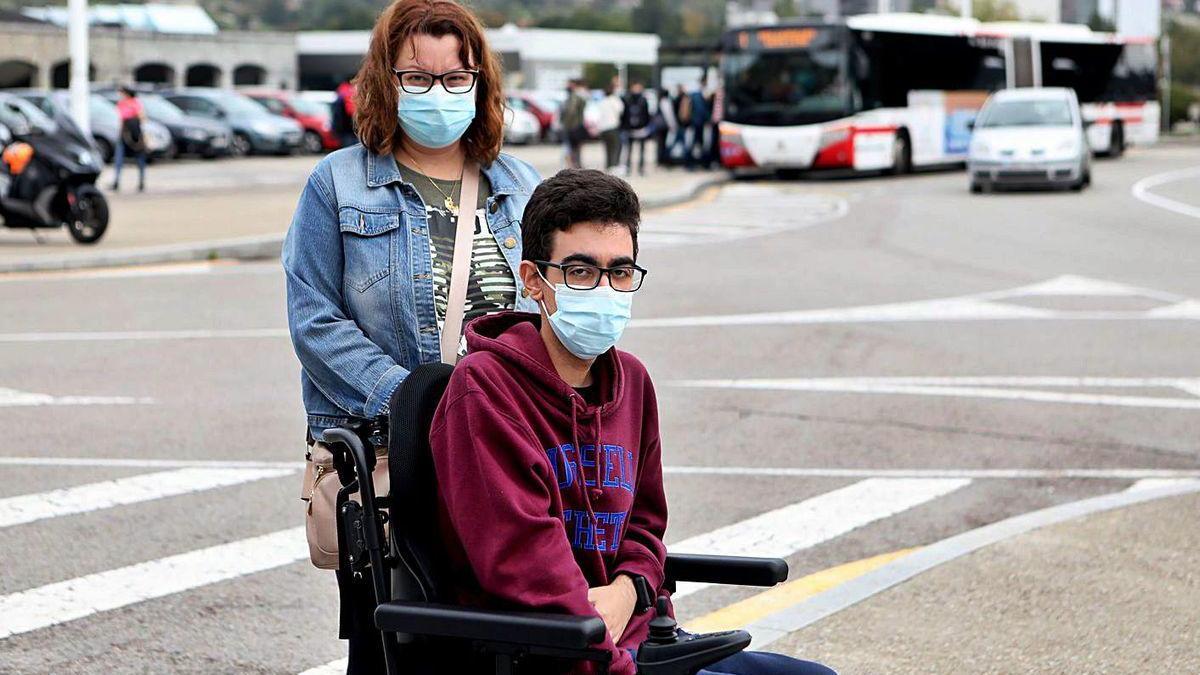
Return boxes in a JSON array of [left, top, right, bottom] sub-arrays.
[[0, 174, 728, 274], [745, 479, 1200, 649]]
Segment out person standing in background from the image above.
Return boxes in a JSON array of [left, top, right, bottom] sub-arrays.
[[684, 82, 710, 171], [596, 82, 624, 174], [561, 79, 587, 169], [111, 86, 147, 193], [620, 80, 651, 176], [672, 83, 690, 167], [332, 77, 358, 147], [655, 86, 677, 168]]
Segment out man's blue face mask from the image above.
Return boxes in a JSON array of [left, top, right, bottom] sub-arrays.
[[538, 277, 634, 361], [397, 87, 476, 149]]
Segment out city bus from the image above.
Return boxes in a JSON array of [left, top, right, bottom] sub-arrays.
[[717, 14, 1158, 173]]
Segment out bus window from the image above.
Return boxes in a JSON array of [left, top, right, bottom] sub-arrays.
[[1040, 41, 1156, 104], [852, 31, 1006, 109], [721, 26, 850, 127]]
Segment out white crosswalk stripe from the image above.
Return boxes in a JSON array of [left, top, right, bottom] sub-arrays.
[[0, 466, 298, 529], [299, 658, 348, 675], [0, 526, 308, 639], [667, 478, 971, 599]]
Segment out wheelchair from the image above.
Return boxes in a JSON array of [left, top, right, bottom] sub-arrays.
[[323, 362, 790, 674]]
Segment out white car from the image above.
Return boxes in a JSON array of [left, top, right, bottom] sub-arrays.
[[503, 105, 540, 145], [968, 87, 1091, 193]]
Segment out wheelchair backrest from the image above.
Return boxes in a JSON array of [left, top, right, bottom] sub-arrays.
[[386, 362, 456, 605]]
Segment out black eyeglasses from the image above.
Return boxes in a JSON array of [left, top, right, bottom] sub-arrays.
[[536, 261, 647, 292], [392, 69, 479, 95]]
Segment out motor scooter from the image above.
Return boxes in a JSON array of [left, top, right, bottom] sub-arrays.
[[0, 119, 109, 244]]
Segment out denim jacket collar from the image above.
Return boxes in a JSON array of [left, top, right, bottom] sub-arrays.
[[366, 148, 530, 195]]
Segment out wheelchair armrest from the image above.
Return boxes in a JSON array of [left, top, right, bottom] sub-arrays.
[[664, 553, 788, 587], [375, 601, 608, 651]]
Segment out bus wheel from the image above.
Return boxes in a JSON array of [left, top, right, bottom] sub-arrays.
[[890, 132, 912, 175]]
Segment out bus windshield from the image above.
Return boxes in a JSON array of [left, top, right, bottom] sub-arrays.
[[979, 100, 1072, 128], [722, 26, 849, 126]]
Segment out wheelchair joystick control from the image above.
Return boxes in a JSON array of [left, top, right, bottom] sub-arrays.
[[646, 596, 679, 644], [635, 596, 753, 675]]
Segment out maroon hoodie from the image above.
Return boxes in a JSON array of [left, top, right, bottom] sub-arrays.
[[430, 311, 669, 675]]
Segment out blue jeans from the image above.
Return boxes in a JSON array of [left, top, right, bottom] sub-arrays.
[[112, 141, 146, 188], [700, 650, 837, 675]]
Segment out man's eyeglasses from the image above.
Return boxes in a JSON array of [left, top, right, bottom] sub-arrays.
[[537, 261, 647, 293], [392, 69, 479, 95]]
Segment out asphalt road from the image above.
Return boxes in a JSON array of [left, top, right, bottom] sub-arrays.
[[2, 143, 1199, 674]]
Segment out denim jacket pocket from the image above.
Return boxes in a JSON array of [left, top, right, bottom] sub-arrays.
[[338, 208, 401, 294]]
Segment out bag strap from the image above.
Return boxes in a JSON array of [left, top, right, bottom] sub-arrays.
[[440, 162, 480, 364]]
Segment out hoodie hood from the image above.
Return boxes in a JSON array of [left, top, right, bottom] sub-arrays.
[[464, 311, 625, 415]]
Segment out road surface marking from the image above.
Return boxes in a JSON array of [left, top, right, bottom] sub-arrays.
[[3, 456, 1198, 481], [632, 274, 1200, 328], [0, 526, 308, 639], [1130, 166, 1200, 220], [0, 387, 153, 407], [671, 376, 1200, 410], [0, 328, 289, 343], [665, 466, 1200, 480], [1124, 478, 1200, 492], [667, 478, 970, 599], [0, 467, 297, 529], [744, 479, 1200, 648], [298, 658, 348, 675], [0, 456, 303, 470], [686, 548, 917, 634]]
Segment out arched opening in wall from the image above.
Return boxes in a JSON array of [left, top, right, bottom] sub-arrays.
[[185, 63, 222, 88], [0, 60, 38, 89], [50, 60, 98, 89], [134, 62, 175, 86], [232, 64, 267, 87]]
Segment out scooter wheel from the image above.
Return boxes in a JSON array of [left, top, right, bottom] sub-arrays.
[[66, 184, 110, 244]]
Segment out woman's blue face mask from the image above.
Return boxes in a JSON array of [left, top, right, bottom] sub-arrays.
[[396, 87, 476, 149]]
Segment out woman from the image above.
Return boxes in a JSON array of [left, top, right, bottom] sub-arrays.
[[597, 82, 624, 173], [282, 1, 539, 671], [111, 86, 147, 192]]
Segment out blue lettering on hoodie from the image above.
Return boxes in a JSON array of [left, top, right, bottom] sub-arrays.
[[562, 509, 628, 552], [546, 443, 634, 495]]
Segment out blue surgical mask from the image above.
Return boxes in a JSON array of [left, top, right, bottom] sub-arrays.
[[540, 283, 633, 360], [397, 88, 476, 149]]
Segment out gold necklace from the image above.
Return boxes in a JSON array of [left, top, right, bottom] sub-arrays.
[[403, 152, 463, 216]]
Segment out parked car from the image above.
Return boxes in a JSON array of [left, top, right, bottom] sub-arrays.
[[96, 88, 231, 159], [162, 88, 302, 157], [242, 89, 338, 154], [509, 92, 555, 141], [503, 101, 541, 145], [968, 87, 1091, 193], [10, 90, 172, 163]]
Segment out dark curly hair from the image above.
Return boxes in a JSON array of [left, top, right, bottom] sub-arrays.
[[521, 169, 641, 264]]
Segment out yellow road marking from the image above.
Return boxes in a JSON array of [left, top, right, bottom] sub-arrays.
[[685, 547, 919, 634]]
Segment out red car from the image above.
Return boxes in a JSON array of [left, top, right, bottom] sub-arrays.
[[510, 92, 556, 140], [243, 90, 339, 154]]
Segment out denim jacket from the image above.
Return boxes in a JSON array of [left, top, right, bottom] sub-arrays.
[[283, 145, 541, 437]]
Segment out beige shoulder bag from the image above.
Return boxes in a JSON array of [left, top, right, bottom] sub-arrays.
[[303, 163, 481, 569]]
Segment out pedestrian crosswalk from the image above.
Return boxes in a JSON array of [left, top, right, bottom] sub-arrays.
[[639, 185, 850, 248], [0, 456, 1160, 672]]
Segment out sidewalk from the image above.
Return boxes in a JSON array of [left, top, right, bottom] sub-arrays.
[[773, 489, 1200, 674], [0, 143, 724, 273]]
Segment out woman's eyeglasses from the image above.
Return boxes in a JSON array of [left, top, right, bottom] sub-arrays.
[[392, 69, 479, 95]]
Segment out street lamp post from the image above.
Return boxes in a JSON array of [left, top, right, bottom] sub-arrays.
[[68, 0, 90, 137]]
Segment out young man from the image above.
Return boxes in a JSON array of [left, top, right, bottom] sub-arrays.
[[429, 169, 835, 675]]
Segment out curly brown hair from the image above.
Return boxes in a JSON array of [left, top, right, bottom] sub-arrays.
[[354, 0, 504, 165]]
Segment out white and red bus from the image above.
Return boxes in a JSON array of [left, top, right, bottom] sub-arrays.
[[718, 14, 1158, 173]]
